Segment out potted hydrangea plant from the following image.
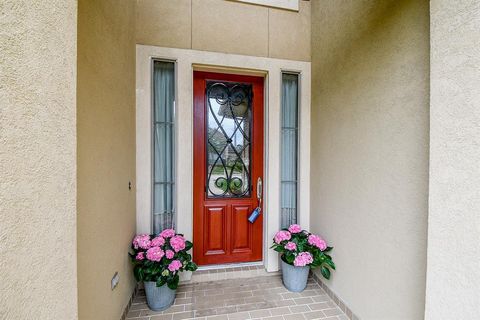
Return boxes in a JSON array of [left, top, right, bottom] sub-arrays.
[[271, 224, 335, 292], [130, 229, 197, 311]]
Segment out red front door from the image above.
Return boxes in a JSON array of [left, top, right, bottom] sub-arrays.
[[193, 71, 264, 265]]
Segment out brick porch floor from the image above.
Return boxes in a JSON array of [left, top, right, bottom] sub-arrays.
[[126, 275, 348, 320]]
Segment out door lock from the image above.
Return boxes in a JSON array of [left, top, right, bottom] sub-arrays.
[[248, 177, 263, 223]]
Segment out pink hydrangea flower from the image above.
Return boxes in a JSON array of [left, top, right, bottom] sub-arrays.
[[136, 252, 145, 260], [151, 236, 165, 247], [294, 252, 313, 267], [165, 249, 175, 259], [160, 228, 176, 238], [274, 230, 291, 244], [170, 235, 186, 252], [308, 234, 327, 251], [288, 224, 302, 234], [284, 241, 297, 251], [168, 260, 182, 272], [133, 234, 151, 250], [146, 246, 164, 262]]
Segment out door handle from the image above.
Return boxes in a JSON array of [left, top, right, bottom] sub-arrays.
[[256, 177, 263, 205]]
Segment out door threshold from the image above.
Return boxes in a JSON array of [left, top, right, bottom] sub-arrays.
[[189, 261, 279, 283], [197, 261, 263, 271]]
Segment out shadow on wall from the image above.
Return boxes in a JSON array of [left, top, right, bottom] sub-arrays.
[[315, 0, 425, 76], [310, 0, 429, 319]]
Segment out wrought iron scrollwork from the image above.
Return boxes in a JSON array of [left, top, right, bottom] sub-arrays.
[[206, 81, 252, 198]]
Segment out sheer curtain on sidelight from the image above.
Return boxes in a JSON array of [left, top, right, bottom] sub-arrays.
[[280, 73, 299, 229], [153, 61, 175, 234]]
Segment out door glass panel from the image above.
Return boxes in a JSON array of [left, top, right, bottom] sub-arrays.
[[206, 81, 252, 198]]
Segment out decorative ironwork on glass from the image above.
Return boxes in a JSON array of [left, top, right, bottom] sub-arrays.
[[206, 81, 252, 198]]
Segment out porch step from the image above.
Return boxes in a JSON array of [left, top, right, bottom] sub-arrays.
[[188, 264, 280, 283]]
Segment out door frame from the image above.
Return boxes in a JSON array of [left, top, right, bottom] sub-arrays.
[[136, 45, 311, 273]]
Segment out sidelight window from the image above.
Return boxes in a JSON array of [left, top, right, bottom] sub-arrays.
[[152, 61, 175, 233], [280, 73, 299, 228]]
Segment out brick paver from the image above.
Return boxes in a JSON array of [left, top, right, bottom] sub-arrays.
[[126, 275, 347, 320]]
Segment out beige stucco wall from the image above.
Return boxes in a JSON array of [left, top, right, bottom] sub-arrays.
[[77, 0, 136, 319], [0, 1, 78, 319], [310, 1, 429, 319], [135, 0, 310, 61], [425, 1, 480, 319]]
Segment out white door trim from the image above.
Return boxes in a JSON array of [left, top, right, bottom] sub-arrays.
[[136, 45, 311, 272]]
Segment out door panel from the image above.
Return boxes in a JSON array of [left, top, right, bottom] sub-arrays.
[[231, 205, 252, 252], [193, 71, 264, 266], [204, 206, 227, 254]]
